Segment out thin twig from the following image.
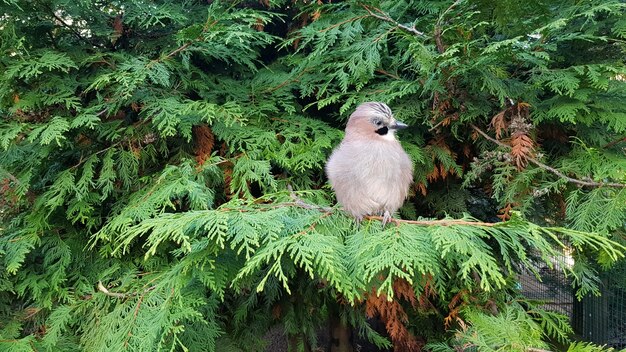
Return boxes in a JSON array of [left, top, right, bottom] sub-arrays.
[[428, 118, 448, 132], [70, 141, 121, 170], [50, 11, 106, 49], [603, 136, 626, 149], [265, 69, 311, 93], [361, 5, 426, 37], [471, 124, 626, 188], [433, 0, 463, 54], [162, 41, 194, 61], [375, 69, 400, 80], [295, 212, 333, 236], [365, 215, 497, 227], [96, 108, 108, 117], [435, 0, 463, 29], [149, 19, 218, 67], [287, 184, 334, 212], [319, 15, 367, 32], [70, 118, 153, 170], [373, 26, 396, 43]]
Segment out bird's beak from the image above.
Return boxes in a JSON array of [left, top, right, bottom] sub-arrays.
[[389, 121, 409, 130]]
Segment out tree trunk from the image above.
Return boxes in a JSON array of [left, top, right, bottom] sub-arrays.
[[329, 309, 353, 352]]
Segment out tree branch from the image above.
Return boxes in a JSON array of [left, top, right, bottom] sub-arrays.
[[287, 184, 334, 212], [149, 19, 218, 67], [435, 0, 463, 30], [471, 124, 626, 189], [433, 0, 463, 54], [49, 10, 106, 49], [361, 5, 426, 38], [375, 69, 401, 80], [365, 215, 497, 227], [603, 136, 626, 149], [265, 69, 312, 93], [287, 185, 498, 227], [319, 15, 368, 33]]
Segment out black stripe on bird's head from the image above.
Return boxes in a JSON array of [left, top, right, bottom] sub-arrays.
[[375, 126, 389, 135]]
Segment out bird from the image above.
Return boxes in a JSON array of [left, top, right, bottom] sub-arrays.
[[326, 102, 413, 226]]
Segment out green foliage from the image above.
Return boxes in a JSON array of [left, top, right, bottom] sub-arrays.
[[425, 303, 600, 352], [1, 0, 625, 351]]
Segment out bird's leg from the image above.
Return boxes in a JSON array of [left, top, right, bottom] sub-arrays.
[[354, 215, 363, 229], [381, 210, 392, 228]]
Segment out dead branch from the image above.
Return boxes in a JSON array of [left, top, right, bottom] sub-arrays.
[[361, 5, 426, 38], [471, 124, 626, 189]]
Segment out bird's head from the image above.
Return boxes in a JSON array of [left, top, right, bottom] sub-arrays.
[[345, 102, 408, 141]]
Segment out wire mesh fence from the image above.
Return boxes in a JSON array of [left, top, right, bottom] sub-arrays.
[[519, 250, 626, 348], [572, 270, 626, 348]]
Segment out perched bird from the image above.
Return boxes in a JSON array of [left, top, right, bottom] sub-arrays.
[[326, 102, 413, 226]]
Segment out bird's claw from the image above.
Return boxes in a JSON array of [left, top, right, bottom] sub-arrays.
[[355, 216, 363, 229], [381, 211, 392, 228]]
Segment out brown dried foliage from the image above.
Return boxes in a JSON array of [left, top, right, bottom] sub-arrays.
[[365, 279, 423, 352], [0, 178, 19, 213], [490, 110, 507, 139], [425, 137, 458, 184], [416, 276, 438, 312], [510, 132, 534, 170], [193, 125, 215, 166], [504, 102, 535, 170], [254, 18, 265, 31], [311, 10, 321, 21], [312, 0, 323, 21], [415, 183, 427, 197], [112, 15, 123, 44], [223, 166, 234, 199], [470, 129, 479, 141], [443, 290, 468, 329], [490, 102, 532, 140], [497, 203, 515, 221], [462, 144, 472, 158]]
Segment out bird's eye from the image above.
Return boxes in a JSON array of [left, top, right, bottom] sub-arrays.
[[374, 120, 383, 126]]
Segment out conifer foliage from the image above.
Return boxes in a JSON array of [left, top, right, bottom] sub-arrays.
[[1, 1, 625, 351]]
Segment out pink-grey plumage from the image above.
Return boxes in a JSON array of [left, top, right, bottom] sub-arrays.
[[326, 102, 413, 226]]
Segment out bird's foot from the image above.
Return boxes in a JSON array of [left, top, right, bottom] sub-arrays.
[[354, 216, 363, 229], [381, 211, 393, 228]]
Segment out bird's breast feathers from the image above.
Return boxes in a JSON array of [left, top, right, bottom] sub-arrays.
[[327, 139, 413, 185]]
